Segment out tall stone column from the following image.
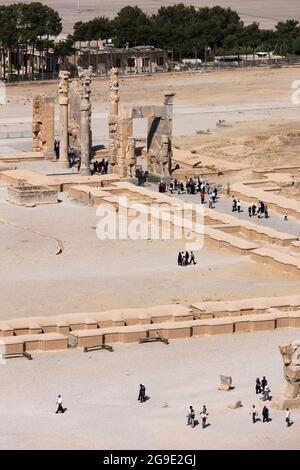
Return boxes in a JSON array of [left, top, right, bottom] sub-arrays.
[[78, 66, 93, 176], [109, 67, 119, 116], [58, 71, 70, 169], [108, 68, 120, 174]]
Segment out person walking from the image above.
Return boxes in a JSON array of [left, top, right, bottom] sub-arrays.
[[190, 406, 195, 428], [185, 251, 190, 265], [200, 191, 205, 204], [187, 406, 194, 425], [138, 384, 143, 402], [248, 206, 252, 217], [55, 394, 65, 414], [261, 376, 267, 391], [264, 205, 269, 218], [140, 384, 146, 403], [232, 197, 237, 212], [284, 210, 288, 221], [190, 251, 196, 265], [237, 200, 241, 213], [178, 252, 182, 266], [252, 203, 257, 216], [181, 251, 185, 266], [255, 378, 261, 394], [262, 406, 269, 422], [286, 408, 291, 427], [251, 405, 257, 423], [201, 405, 208, 429], [263, 382, 270, 401]]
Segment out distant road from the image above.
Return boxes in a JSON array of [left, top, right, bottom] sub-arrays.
[[0, 0, 300, 31]]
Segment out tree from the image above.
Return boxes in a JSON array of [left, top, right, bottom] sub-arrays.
[[112, 6, 152, 46]]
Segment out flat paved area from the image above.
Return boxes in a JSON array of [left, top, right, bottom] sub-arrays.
[[0, 327, 299, 449], [0, 184, 300, 320]]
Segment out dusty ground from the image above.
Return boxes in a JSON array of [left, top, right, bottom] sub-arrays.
[[2, 66, 300, 159], [1, 0, 300, 30], [1, 185, 299, 319], [0, 327, 299, 450], [1, 64, 300, 449]]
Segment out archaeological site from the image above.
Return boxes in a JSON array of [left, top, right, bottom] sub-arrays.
[[0, 0, 300, 453]]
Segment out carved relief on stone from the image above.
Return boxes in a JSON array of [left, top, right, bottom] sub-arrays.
[[279, 341, 300, 400], [58, 70, 70, 102], [109, 67, 120, 115]]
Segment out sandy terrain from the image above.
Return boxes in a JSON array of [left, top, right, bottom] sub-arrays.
[[1, 0, 300, 30], [2, 66, 300, 157], [1, 185, 299, 320], [0, 327, 299, 450]]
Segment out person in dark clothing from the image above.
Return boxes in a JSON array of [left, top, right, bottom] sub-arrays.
[[138, 384, 146, 402], [185, 251, 190, 265], [264, 205, 269, 218], [54, 139, 60, 160], [262, 406, 269, 422], [261, 376, 267, 391], [248, 206, 252, 217], [232, 197, 237, 212], [178, 252, 182, 266], [255, 378, 261, 394], [252, 204, 257, 216]]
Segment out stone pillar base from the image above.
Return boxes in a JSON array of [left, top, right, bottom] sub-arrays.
[[44, 151, 55, 161], [58, 161, 70, 170], [271, 397, 300, 410], [79, 166, 91, 176]]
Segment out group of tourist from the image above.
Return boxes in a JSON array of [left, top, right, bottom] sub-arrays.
[[178, 251, 196, 266], [251, 404, 271, 423], [247, 201, 269, 219], [232, 197, 242, 213], [255, 376, 271, 401], [187, 405, 209, 429], [92, 159, 109, 175], [159, 176, 219, 207]]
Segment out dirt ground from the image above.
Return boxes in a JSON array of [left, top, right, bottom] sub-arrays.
[[0, 327, 299, 450]]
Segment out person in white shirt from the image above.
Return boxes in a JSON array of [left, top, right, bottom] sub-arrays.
[[251, 405, 257, 423], [55, 394, 65, 414], [263, 382, 270, 401]]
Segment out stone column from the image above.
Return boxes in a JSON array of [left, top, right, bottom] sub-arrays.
[[108, 67, 120, 174], [109, 67, 119, 116], [78, 66, 93, 176], [58, 71, 70, 169]]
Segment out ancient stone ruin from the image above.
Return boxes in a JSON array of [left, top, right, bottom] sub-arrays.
[[276, 340, 300, 409], [218, 374, 233, 391], [7, 185, 58, 206], [108, 67, 175, 179], [32, 67, 175, 180], [32, 94, 55, 158]]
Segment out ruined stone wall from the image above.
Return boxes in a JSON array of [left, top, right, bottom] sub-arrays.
[[32, 95, 55, 158], [68, 80, 81, 148]]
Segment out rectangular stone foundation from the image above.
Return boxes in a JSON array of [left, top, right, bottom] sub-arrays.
[[7, 185, 58, 206]]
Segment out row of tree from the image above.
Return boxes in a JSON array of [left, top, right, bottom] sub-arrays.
[[1, 2, 300, 79], [0, 2, 62, 78], [73, 4, 300, 59]]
